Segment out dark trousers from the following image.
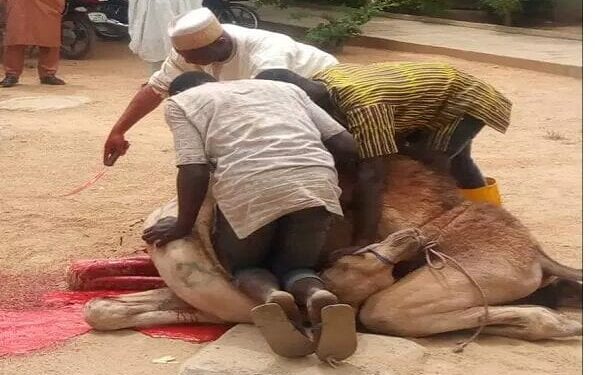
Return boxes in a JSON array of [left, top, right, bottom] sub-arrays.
[[399, 115, 486, 189], [214, 206, 333, 291]]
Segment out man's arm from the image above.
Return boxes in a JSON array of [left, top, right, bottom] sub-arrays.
[[353, 157, 386, 246], [323, 131, 358, 173], [104, 52, 187, 166], [142, 164, 210, 247], [175, 164, 210, 232], [302, 93, 358, 168], [345, 105, 397, 246], [104, 85, 164, 165], [302, 91, 390, 246], [142, 100, 210, 247]]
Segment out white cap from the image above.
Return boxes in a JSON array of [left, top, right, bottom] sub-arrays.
[[168, 8, 224, 51]]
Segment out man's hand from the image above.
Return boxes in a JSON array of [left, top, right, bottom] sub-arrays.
[[103, 132, 130, 166], [102, 85, 165, 166], [142, 216, 191, 247]]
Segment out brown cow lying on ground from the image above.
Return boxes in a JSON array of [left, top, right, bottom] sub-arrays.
[[84, 158, 582, 342]]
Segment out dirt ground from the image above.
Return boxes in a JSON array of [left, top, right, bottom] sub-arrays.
[[0, 41, 581, 374]]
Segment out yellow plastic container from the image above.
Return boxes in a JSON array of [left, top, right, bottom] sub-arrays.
[[460, 177, 502, 206]]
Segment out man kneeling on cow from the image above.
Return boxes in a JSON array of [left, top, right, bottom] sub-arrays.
[[142, 71, 359, 362], [256, 63, 512, 248]]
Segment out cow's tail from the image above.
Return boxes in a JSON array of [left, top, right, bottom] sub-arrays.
[[537, 245, 583, 281]]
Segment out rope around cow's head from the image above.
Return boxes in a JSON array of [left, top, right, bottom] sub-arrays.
[[352, 228, 489, 353]]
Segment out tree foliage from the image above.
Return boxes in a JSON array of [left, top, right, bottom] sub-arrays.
[[303, 0, 398, 51], [480, 0, 522, 17]]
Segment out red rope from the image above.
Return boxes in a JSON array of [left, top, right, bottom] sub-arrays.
[[60, 167, 108, 197]]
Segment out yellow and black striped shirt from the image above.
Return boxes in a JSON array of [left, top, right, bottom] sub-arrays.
[[312, 62, 512, 159]]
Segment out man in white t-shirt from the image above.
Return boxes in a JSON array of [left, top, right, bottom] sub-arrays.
[[103, 7, 338, 166], [142, 71, 358, 361]]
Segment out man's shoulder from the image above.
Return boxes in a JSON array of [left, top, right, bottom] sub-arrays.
[[222, 78, 293, 90], [223, 24, 284, 40], [169, 84, 218, 107]]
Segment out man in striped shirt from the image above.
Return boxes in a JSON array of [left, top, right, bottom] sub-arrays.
[[257, 62, 512, 247]]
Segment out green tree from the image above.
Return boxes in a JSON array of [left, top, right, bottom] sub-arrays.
[[303, 1, 401, 51], [480, 0, 522, 25]]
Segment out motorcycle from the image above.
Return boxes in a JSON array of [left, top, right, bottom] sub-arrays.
[[86, 0, 129, 41], [59, 0, 262, 60], [61, 0, 97, 60], [61, 0, 128, 60], [209, 0, 260, 29]]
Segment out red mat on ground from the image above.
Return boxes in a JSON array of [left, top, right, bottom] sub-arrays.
[[66, 255, 166, 291], [0, 290, 231, 357]]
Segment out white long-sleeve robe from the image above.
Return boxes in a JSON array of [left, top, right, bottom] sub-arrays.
[[128, 0, 204, 63]]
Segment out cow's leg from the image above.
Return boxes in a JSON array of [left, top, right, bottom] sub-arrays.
[[481, 306, 582, 340], [366, 303, 581, 340], [84, 288, 224, 331], [360, 260, 559, 338], [145, 197, 257, 323]]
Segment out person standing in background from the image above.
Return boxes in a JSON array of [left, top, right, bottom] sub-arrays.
[[1, 0, 66, 88], [128, 0, 204, 75]]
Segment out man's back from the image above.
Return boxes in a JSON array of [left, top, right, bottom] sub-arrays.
[[150, 25, 338, 93], [166, 79, 344, 238], [313, 62, 512, 158], [169, 80, 336, 176]]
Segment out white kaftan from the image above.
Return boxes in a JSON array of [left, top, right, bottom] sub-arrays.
[[128, 0, 204, 63], [149, 24, 339, 96]]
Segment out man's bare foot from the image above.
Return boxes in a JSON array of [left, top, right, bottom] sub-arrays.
[[266, 290, 303, 326], [306, 289, 339, 325]]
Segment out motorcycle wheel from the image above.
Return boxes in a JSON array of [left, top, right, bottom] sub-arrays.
[[217, 4, 260, 29], [61, 14, 97, 60], [96, 29, 129, 41]]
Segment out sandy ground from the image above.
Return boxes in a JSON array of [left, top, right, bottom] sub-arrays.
[[0, 41, 581, 374]]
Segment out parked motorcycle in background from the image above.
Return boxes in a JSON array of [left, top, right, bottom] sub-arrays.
[[61, 0, 129, 60], [61, 0, 97, 60], [59, 0, 260, 60], [87, 0, 129, 40], [84, 0, 259, 43], [206, 0, 260, 29]]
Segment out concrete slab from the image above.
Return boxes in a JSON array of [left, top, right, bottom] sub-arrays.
[[257, 5, 582, 78], [179, 324, 426, 375], [0, 96, 91, 112]]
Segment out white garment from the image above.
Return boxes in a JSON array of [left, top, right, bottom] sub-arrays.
[[149, 24, 339, 95], [165, 80, 345, 238], [147, 61, 165, 75], [128, 0, 204, 63], [168, 7, 219, 36]]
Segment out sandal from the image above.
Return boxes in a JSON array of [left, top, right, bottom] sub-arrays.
[[251, 303, 315, 358], [315, 304, 357, 365]]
